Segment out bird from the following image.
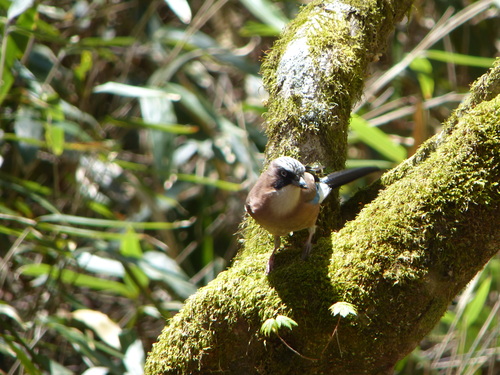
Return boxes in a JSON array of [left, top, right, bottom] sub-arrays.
[[245, 156, 379, 273]]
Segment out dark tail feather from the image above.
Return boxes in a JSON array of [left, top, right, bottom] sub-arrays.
[[321, 166, 380, 189]]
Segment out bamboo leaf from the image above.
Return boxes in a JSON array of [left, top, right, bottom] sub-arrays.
[[350, 115, 407, 163], [176, 174, 242, 191], [20, 264, 135, 297], [38, 214, 194, 230]]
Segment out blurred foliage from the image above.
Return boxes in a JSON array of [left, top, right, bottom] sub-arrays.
[[0, 0, 498, 374]]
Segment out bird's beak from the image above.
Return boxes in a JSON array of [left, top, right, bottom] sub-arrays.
[[294, 176, 307, 189]]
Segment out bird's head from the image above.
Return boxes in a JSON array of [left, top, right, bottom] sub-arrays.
[[270, 156, 308, 190]]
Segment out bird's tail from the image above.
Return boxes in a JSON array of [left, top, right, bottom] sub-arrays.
[[321, 166, 379, 189]]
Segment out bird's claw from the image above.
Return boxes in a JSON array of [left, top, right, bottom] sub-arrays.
[[266, 253, 275, 274], [302, 240, 312, 260]]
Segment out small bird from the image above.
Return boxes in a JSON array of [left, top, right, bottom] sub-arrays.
[[245, 156, 379, 273]]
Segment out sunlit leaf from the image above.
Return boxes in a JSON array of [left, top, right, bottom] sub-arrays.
[[81, 368, 110, 375], [239, 0, 288, 31], [241, 21, 282, 37], [425, 50, 495, 68], [76, 252, 125, 278], [410, 57, 434, 99], [123, 339, 145, 375], [260, 317, 279, 337], [0, 303, 27, 328], [350, 115, 407, 163], [93, 82, 180, 100], [140, 251, 197, 299], [7, 0, 34, 20], [275, 315, 298, 330], [164, 0, 191, 24], [329, 302, 358, 318], [47, 360, 73, 375], [72, 309, 122, 349]]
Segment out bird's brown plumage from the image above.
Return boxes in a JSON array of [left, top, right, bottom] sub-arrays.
[[245, 168, 318, 236]]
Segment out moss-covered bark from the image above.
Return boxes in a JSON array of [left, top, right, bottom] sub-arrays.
[[144, 0, 500, 373]]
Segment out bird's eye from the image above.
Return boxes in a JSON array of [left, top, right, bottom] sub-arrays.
[[280, 170, 287, 178]]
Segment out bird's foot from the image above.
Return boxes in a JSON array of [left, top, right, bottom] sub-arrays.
[[301, 240, 312, 260], [302, 226, 315, 260], [266, 236, 281, 274], [266, 253, 276, 275]]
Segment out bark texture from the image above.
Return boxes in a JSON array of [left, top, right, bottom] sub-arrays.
[[144, 0, 500, 372]]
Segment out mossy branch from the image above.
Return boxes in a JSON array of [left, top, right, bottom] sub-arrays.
[[145, 0, 500, 373]]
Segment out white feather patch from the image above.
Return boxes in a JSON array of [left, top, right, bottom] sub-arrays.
[[316, 182, 332, 204]]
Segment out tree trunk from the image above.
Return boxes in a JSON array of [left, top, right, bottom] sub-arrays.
[[144, 0, 500, 373]]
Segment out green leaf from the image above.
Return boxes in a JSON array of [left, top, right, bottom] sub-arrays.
[[239, 0, 288, 31], [241, 21, 282, 37], [0, 224, 26, 237], [78, 36, 136, 47], [45, 124, 65, 156], [3, 339, 42, 375], [0, 172, 59, 213], [123, 264, 149, 299], [121, 229, 149, 296], [176, 173, 242, 191], [106, 116, 198, 135], [260, 318, 279, 337], [74, 49, 93, 81], [409, 57, 434, 99], [425, 50, 495, 68], [0, 59, 14, 106], [350, 115, 407, 163], [38, 213, 193, 230], [275, 315, 298, 330], [19, 264, 134, 297], [120, 228, 143, 258], [462, 276, 492, 329], [261, 315, 298, 337], [46, 319, 124, 367], [36, 223, 136, 240], [329, 302, 358, 318], [139, 251, 197, 299]]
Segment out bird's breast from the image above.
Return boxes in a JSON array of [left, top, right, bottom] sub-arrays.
[[246, 184, 320, 236]]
